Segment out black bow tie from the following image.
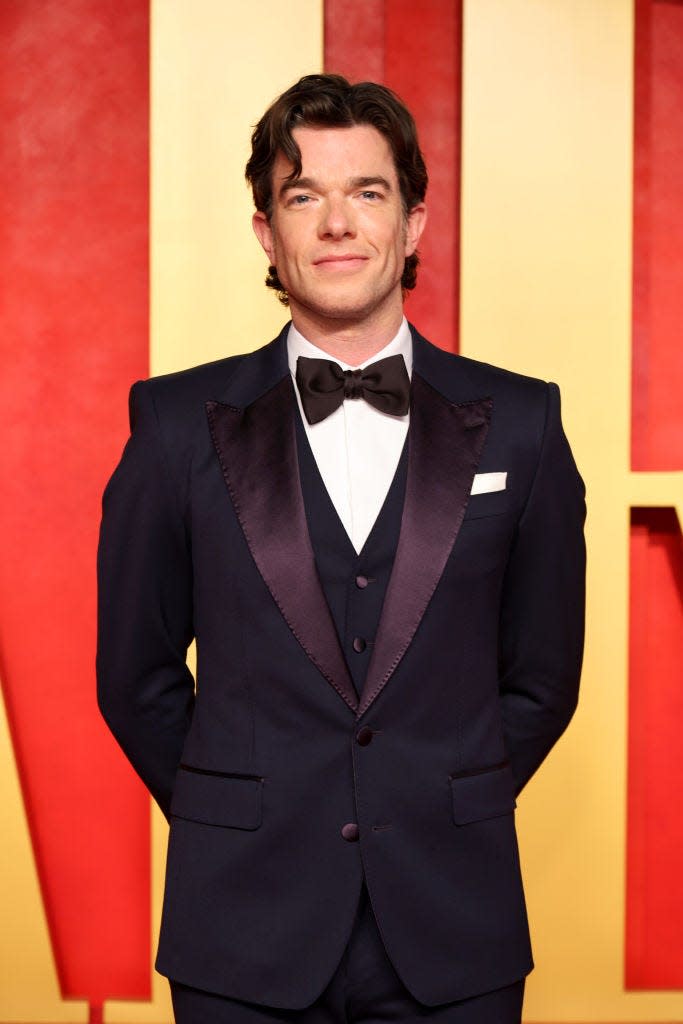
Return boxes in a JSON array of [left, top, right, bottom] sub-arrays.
[[295, 354, 410, 425]]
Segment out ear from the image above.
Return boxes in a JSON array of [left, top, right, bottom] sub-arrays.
[[404, 203, 427, 257], [252, 211, 276, 264]]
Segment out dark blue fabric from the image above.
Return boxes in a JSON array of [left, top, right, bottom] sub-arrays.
[[170, 882, 525, 1022], [97, 324, 586, 1010], [294, 407, 408, 700]]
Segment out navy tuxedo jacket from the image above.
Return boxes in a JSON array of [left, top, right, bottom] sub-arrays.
[[97, 323, 586, 1008]]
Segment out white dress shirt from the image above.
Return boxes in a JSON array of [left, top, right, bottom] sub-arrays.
[[287, 318, 412, 554]]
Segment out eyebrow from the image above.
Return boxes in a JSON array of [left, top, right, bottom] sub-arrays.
[[350, 176, 393, 192], [278, 175, 394, 199], [278, 176, 317, 199]]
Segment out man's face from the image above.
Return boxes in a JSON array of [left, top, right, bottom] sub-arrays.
[[252, 124, 426, 335]]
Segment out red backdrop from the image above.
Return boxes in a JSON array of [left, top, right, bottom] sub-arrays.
[[325, 0, 463, 354], [626, 0, 683, 990], [0, 0, 151, 1004]]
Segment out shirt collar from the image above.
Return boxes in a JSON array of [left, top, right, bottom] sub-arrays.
[[287, 316, 413, 381]]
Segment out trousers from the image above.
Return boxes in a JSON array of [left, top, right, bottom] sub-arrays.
[[169, 882, 526, 1023]]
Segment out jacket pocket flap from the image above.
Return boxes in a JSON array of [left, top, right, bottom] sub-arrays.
[[450, 761, 516, 825], [170, 767, 263, 830]]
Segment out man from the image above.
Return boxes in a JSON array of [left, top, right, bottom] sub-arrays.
[[97, 74, 586, 1023]]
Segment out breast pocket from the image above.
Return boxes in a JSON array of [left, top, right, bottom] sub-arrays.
[[170, 764, 264, 830], [449, 760, 517, 825], [462, 487, 508, 521]]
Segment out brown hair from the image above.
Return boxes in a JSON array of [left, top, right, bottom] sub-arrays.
[[245, 73, 428, 303]]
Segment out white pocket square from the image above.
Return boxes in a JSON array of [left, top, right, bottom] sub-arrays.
[[470, 472, 507, 495]]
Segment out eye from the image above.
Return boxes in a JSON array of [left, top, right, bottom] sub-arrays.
[[287, 193, 312, 207], [359, 190, 382, 201]]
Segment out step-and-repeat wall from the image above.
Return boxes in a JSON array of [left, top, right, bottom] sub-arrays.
[[1, 2, 681, 1021]]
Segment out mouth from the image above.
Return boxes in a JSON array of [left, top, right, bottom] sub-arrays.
[[312, 254, 368, 270]]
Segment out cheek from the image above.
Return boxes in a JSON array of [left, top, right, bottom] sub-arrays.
[[277, 248, 303, 283], [273, 230, 304, 270]]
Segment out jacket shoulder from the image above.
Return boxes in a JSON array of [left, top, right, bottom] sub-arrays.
[[410, 327, 550, 404], [410, 328, 558, 467], [137, 352, 247, 413], [451, 351, 547, 393], [135, 327, 290, 422]]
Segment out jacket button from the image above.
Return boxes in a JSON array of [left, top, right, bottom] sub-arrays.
[[341, 822, 359, 842], [355, 574, 369, 589], [356, 726, 373, 746], [352, 636, 367, 653]]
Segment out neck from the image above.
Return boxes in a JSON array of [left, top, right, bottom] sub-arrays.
[[289, 304, 404, 366]]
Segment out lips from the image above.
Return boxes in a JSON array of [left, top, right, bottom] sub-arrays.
[[312, 254, 368, 267]]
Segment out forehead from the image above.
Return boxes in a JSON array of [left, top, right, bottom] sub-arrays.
[[273, 123, 398, 185]]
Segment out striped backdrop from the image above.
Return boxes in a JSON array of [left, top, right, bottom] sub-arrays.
[[1, 2, 681, 1021]]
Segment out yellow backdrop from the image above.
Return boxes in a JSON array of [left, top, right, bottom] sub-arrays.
[[461, 3, 682, 1020]]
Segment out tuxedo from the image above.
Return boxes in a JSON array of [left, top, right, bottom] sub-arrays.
[[96, 322, 586, 1009]]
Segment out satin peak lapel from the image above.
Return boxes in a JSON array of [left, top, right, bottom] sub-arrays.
[[357, 373, 492, 718], [206, 376, 358, 713]]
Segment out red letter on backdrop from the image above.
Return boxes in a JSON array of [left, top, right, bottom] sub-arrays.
[[0, 0, 151, 1004], [627, 0, 683, 989]]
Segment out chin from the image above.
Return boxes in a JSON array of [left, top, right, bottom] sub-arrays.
[[300, 289, 392, 324]]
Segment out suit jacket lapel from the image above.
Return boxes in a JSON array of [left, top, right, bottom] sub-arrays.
[[357, 337, 492, 719], [207, 336, 358, 714], [205, 324, 492, 721]]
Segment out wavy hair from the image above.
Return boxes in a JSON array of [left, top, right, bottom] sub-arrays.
[[245, 74, 428, 304]]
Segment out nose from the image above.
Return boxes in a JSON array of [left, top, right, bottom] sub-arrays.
[[318, 196, 356, 240]]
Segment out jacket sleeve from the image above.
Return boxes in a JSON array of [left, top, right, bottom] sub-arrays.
[[498, 382, 586, 794], [96, 380, 195, 819]]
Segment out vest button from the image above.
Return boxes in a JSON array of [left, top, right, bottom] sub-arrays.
[[356, 726, 373, 746], [341, 822, 359, 842], [352, 636, 367, 653], [355, 574, 369, 589]]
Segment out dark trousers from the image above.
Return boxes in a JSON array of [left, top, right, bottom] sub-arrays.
[[170, 883, 525, 1023]]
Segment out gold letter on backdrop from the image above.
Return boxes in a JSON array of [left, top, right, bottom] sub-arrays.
[[461, 1, 683, 1020]]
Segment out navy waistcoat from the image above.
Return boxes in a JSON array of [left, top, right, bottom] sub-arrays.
[[294, 408, 408, 698]]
